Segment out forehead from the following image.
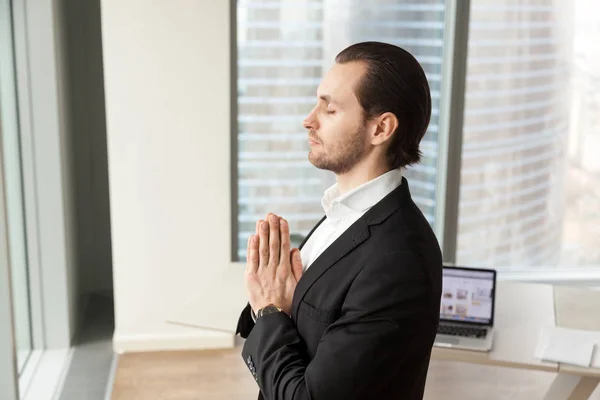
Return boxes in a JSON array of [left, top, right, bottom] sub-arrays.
[[318, 61, 366, 104]]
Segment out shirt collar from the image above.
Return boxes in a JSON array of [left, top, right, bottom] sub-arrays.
[[321, 168, 404, 219]]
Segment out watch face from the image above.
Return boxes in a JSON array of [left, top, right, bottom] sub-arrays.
[[259, 305, 282, 318], [262, 305, 280, 315]]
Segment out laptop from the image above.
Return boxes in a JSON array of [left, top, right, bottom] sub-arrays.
[[434, 265, 496, 352]]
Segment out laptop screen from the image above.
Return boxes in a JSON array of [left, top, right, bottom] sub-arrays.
[[440, 267, 495, 325]]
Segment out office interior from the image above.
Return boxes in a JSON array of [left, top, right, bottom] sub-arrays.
[[1, 0, 599, 399]]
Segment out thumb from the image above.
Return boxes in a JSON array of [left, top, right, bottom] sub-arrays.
[[291, 248, 303, 282]]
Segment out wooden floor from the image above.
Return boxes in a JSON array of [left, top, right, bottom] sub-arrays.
[[111, 347, 600, 400]]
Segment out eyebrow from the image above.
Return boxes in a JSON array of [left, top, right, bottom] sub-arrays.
[[318, 94, 337, 105]]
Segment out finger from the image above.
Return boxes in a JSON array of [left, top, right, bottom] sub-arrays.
[[291, 248, 303, 282], [258, 220, 269, 269], [268, 214, 280, 268], [246, 235, 259, 274], [279, 218, 291, 266], [245, 234, 252, 268], [256, 219, 262, 236]]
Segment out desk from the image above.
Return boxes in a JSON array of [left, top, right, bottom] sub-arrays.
[[432, 281, 600, 400]]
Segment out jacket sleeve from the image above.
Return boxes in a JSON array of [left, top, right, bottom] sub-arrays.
[[241, 251, 437, 400], [235, 302, 256, 339]]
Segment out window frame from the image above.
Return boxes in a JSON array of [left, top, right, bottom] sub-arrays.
[[230, 0, 240, 262], [0, 136, 19, 400], [0, 0, 26, 396], [435, 0, 471, 263], [1, 0, 79, 396]]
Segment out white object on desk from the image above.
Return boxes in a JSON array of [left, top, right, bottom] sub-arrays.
[[535, 326, 600, 368]]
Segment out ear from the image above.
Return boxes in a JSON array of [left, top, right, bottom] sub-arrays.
[[370, 112, 398, 146]]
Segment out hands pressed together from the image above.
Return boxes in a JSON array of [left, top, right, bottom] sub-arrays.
[[245, 213, 303, 316]]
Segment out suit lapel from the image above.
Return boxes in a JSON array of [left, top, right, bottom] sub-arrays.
[[291, 177, 412, 321], [298, 215, 326, 251]]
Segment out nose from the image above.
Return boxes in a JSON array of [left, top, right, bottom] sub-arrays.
[[303, 106, 319, 131]]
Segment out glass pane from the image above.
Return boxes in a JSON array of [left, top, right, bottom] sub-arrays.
[[236, 0, 447, 260], [0, 0, 32, 374], [457, 1, 600, 271]]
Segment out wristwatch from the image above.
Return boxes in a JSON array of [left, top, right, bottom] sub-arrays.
[[256, 304, 285, 320]]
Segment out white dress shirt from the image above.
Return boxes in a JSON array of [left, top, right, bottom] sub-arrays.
[[300, 168, 404, 272]]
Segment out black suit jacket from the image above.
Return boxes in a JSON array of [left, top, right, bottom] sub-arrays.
[[236, 177, 443, 400]]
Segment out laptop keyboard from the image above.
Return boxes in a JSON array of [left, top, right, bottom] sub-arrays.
[[437, 324, 488, 338]]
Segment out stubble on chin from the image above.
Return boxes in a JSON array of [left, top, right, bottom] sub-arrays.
[[307, 128, 366, 174]]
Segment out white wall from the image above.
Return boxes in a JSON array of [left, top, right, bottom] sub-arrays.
[[101, 0, 246, 352]]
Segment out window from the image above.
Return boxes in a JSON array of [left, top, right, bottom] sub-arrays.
[[234, 0, 448, 260], [234, 0, 600, 277], [1, 0, 83, 395], [0, 0, 32, 375], [456, 0, 600, 272]]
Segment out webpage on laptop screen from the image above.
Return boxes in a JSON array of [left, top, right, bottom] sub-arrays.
[[440, 269, 494, 324]]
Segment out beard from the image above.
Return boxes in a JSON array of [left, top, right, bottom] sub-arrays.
[[308, 124, 367, 174]]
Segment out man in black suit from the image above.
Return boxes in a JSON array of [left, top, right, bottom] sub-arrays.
[[237, 41, 443, 400]]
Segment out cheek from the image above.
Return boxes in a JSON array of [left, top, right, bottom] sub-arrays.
[[320, 114, 344, 135], [322, 115, 359, 141]]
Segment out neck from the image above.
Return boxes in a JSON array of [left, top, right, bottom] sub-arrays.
[[335, 160, 391, 195]]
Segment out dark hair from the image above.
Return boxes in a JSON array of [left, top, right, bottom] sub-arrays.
[[335, 41, 432, 169]]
